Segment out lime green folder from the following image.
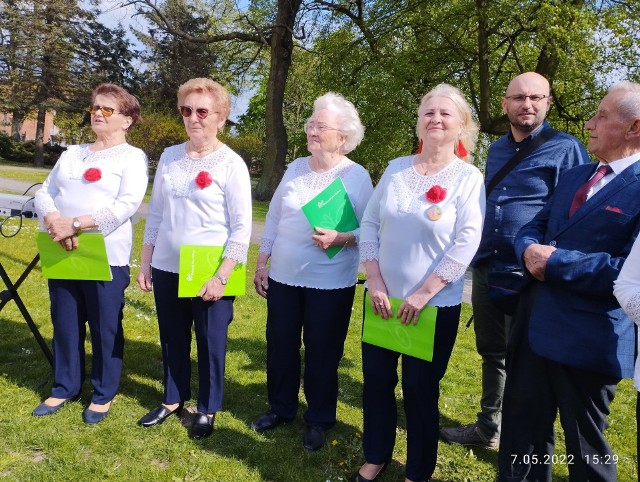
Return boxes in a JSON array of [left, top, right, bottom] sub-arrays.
[[361, 292, 438, 361], [35, 232, 112, 281], [301, 177, 359, 259], [178, 245, 246, 298]]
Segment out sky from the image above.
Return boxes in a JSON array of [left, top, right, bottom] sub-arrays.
[[94, 1, 251, 120]]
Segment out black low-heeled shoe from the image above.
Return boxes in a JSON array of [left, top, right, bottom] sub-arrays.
[[251, 410, 292, 432], [83, 407, 110, 425], [190, 412, 214, 439], [349, 462, 389, 482], [137, 404, 184, 428]]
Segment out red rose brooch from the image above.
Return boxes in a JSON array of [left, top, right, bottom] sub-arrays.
[[83, 168, 102, 182], [195, 171, 213, 189], [425, 185, 447, 203]]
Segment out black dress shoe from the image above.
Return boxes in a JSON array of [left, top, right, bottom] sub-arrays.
[[83, 407, 109, 424], [349, 462, 389, 482], [32, 395, 79, 417], [303, 425, 326, 451], [190, 412, 214, 439], [251, 411, 291, 432], [138, 404, 183, 428]]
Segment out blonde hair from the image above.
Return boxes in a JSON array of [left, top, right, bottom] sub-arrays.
[[177, 78, 231, 121], [416, 83, 479, 161]]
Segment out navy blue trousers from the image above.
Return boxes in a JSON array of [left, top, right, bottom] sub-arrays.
[[152, 268, 233, 414], [48, 266, 129, 404], [265, 278, 355, 427], [361, 304, 460, 482], [498, 302, 619, 482]]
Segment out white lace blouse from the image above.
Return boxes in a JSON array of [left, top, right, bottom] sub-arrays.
[[144, 143, 252, 273], [259, 156, 374, 289], [613, 236, 640, 390], [360, 156, 485, 307], [34, 143, 148, 266]]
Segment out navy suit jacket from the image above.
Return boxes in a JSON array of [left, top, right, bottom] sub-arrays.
[[514, 160, 640, 378]]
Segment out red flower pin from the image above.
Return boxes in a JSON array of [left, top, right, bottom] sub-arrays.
[[83, 168, 102, 182], [425, 185, 447, 203], [195, 171, 213, 189]]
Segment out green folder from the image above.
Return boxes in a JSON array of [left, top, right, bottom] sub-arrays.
[[301, 177, 359, 259], [178, 245, 246, 298], [361, 292, 438, 361], [35, 232, 112, 281]]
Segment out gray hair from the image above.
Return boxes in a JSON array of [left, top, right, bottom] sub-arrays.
[[306, 92, 365, 154], [608, 81, 640, 121], [416, 83, 479, 161]]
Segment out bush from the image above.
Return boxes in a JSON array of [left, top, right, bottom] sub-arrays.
[[222, 132, 266, 175], [126, 112, 187, 170], [0, 132, 65, 165]]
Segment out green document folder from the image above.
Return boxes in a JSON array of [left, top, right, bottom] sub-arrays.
[[301, 177, 359, 259], [35, 232, 112, 281], [361, 292, 438, 361], [178, 245, 246, 298]]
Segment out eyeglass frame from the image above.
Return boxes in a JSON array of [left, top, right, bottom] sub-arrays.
[[179, 106, 220, 120], [304, 122, 341, 134], [88, 105, 121, 117], [503, 94, 550, 103]]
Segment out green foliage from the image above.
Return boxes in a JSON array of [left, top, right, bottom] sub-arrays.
[[0, 133, 64, 165], [126, 112, 188, 167], [223, 132, 266, 175]]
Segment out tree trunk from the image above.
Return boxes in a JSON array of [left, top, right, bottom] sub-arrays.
[[34, 106, 46, 167], [11, 110, 25, 140], [253, 0, 303, 201]]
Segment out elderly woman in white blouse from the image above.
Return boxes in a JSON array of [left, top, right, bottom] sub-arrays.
[[32, 83, 148, 424], [613, 236, 640, 479], [136, 78, 252, 439], [251, 92, 373, 451], [351, 84, 485, 482]]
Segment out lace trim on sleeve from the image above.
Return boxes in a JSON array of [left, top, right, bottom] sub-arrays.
[[143, 227, 159, 245], [223, 240, 249, 264], [34, 196, 58, 217], [259, 238, 274, 256], [359, 240, 379, 263], [91, 207, 120, 236], [625, 292, 640, 325], [434, 255, 468, 284]]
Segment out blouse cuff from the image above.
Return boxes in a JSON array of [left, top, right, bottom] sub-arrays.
[[259, 238, 274, 256], [224, 240, 249, 264], [34, 196, 57, 218], [434, 255, 468, 284], [359, 241, 379, 263], [143, 227, 159, 245], [91, 207, 120, 236], [625, 292, 640, 325]]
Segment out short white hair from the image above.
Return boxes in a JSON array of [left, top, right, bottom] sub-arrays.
[[608, 81, 640, 121], [306, 92, 365, 154]]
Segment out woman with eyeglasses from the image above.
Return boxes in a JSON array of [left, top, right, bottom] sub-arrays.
[[32, 83, 148, 424], [136, 78, 251, 439], [251, 92, 373, 451]]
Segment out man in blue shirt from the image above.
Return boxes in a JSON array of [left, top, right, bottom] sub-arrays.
[[440, 72, 589, 448]]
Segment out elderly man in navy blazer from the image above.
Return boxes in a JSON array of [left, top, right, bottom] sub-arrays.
[[499, 80, 640, 482]]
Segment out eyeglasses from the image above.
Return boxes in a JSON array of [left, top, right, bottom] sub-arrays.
[[504, 94, 550, 103], [88, 105, 120, 117], [179, 106, 219, 120], [304, 122, 340, 134]]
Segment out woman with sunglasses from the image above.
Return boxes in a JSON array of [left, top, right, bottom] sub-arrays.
[[32, 83, 148, 424], [251, 93, 373, 451], [136, 78, 251, 439]]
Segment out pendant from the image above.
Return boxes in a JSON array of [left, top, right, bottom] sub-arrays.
[[426, 205, 443, 221]]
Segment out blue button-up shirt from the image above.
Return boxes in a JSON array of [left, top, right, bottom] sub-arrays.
[[472, 121, 590, 271]]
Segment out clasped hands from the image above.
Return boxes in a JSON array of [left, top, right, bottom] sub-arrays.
[[45, 214, 78, 251], [522, 243, 556, 281]]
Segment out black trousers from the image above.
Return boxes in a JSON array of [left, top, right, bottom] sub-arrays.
[[361, 304, 461, 482], [265, 278, 355, 427], [499, 304, 620, 482]]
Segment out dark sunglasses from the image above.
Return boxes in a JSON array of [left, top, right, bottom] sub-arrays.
[[179, 106, 219, 120], [88, 105, 119, 117]]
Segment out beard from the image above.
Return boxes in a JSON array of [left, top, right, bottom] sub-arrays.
[[507, 111, 543, 133]]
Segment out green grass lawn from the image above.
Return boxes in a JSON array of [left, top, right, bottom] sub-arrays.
[[0, 219, 637, 481]]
